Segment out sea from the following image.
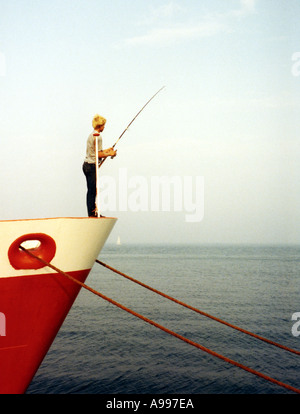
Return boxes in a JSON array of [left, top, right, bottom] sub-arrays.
[[27, 243, 300, 395]]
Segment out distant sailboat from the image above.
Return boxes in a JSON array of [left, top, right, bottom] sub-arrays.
[[117, 236, 121, 245]]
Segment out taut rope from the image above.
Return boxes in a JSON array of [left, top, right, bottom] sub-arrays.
[[20, 246, 300, 394], [96, 260, 300, 356]]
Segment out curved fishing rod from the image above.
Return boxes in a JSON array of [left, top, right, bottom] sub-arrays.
[[99, 86, 165, 168]]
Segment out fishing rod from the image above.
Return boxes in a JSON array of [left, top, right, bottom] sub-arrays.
[[99, 86, 165, 168]]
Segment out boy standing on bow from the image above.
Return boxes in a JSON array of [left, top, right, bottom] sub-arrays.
[[83, 114, 117, 217]]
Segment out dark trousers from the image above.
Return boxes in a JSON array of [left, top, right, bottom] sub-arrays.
[[82, 162, 97, 216]]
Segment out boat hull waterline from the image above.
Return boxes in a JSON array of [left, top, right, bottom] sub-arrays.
[[0, 217, 117, 394]]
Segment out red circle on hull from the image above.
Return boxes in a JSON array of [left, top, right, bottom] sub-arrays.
[[8, 233, 56, 270]]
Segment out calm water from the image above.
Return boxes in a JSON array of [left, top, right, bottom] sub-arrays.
[[27, 244, 300, 394]]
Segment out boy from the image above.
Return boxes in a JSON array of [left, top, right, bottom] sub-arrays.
[[83, 114, 117, 217]]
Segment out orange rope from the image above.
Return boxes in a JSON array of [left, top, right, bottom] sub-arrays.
[[96, 260, 300, 357], [20, 247, 300, 394]]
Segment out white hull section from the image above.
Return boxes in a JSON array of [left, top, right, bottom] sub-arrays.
[[0, 217, 117, 279]]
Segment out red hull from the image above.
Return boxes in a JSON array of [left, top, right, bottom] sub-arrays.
[[0, 269, 91, 394], [0, 217, 117, 394]]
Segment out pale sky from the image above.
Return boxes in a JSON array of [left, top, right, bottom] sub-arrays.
[[0, 0, 299, 244]]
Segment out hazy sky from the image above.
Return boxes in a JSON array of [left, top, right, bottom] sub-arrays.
[[0, 0, 299, 244]]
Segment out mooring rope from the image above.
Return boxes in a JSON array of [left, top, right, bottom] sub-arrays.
[[19, 246, 300, 394], [96, 260, 300, 357]]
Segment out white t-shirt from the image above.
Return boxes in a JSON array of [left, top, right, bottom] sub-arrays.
[[84, 131, 103, 164]]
